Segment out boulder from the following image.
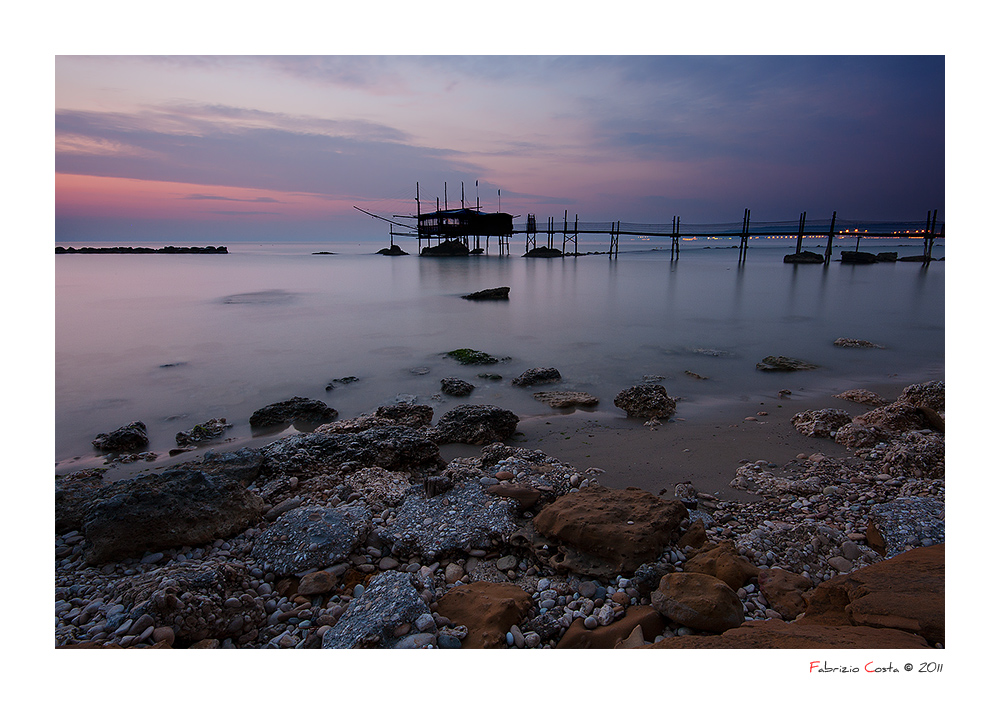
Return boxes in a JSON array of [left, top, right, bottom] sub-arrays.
[[682, 540, 760, 590], [261, 426, 444, 479], [462, 286, 510, 300], [757, 568, 813, 620], [422, 239, 470, 256], [801, 543, 944, 646], [833, 388, 888, 406], [613, 384, 676, 419], [647, 619, 930, 648], [81, 469, 264, 565], [650, 572, 745, 633], [531, 391, 599, 408], [486, 483, 542, 509], [384, 481, 519, 560], [531, 486, 687, 578], [297, 570, 338, 595], [321, 571, 430, 648], [511, 367, 562, 387], [841, 250, 878, 263], [523, 246, 563, 258], [790, 408, 853, 438], [250, 503, 371, 576], [248, 397, 338, 428], [111, 559, 266, 645], [377, 244, 409, 256], [435, 582, 533, 648], [441, 378, 475, 397], [755, 355, 818, 372], [446, 348, 506, 365], [92, 421, 149, 452], [898, 381, 944, 412], [432, 404, 519, 445], [834, 421, 894, 449], [783, 251, 825, 263], [556, 605, 665, 649], [854, 401, 933, 433]]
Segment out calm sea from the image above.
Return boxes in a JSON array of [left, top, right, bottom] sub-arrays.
[[54, 236, 944, 473]]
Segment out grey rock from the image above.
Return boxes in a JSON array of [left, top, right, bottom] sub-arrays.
[[251, 503, 371, 576], [511, 367, 561, 387], [613, 384, 676, 419], [755, 356, 818, 372], [791, 408, 853, 438], [249, 396, 338, 428], [441, 378, 475, 397], [321, 571, 430, 649], [386, 481, 519, 560], [92, 421, 149, 452], [432, 404, 519, 445]]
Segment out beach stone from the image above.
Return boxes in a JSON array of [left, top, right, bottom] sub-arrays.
[[260, 426, 444, 479], [441, 378, 475, 397], [81, 469, 264, 565], [531, 486, 687, 578], [801, 543, 944, 646], [755, 355, 818, 372], [386, 481, 518, 560], [683, 540, 760, 590], [531, 391, 599, 409], [297, 570, 337, 595], [790, 408, 853, 438], [511, 367, 561, 387], [650, 573, 745, 633], [92, 421, 149, 452], [757, 568, 812, 620], [436, 582, 533, 648], [322, 571, 430, 649], [444, 563, 465, 584], [647, 619, 930, 649], [249, 396, 338, 428], [677, 518, 708, 551], [152, 626, 175, 646], [878, 432, 944, 479], [866, 497, 945, 558], [486, 483, 542, 509], [557, 605, 665, 649], [613, 384, 676, 419], [854, 400, 933, 434], [111, 559, 265, 644], [432, 404, 519, 445], [250, 503, 371, 576], [834, 422, 893, 449]]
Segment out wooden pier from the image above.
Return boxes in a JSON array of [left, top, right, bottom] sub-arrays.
[[358, 183, 943, 263]]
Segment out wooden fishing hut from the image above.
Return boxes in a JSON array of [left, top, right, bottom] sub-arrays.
[[415, 182, 514, 255]]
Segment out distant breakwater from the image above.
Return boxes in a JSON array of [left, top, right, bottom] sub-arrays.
[[56, 245, 229, 254]]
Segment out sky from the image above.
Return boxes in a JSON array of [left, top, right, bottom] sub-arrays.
[[54, 54, 945, 243]]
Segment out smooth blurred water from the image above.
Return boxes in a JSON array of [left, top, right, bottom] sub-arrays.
[[54, 237, 944, 471]]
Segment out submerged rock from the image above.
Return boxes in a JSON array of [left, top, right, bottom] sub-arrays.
[[175, 418, 232, 445], [523, 246, 563, 258], [783, 251, 825, 263], [441, 377, 475, 397], [92, 421, 149, 452], [755, 355, 818, 372], [511, 367, 561, 387], [462, 286, 510, 300], [421, 239, 469, 256], [377, 244, 409, 256], [531, 391, 599, 408], [446, 348, 506, 365], [833, 337, 885, 349]]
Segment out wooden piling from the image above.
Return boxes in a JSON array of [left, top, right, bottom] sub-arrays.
[[824, 211, 837, 264]]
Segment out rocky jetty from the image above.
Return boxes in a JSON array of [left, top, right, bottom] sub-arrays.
[[54, 382, 945, 649]]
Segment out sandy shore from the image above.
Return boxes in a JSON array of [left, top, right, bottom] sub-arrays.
[[486, 379, 924, 501]]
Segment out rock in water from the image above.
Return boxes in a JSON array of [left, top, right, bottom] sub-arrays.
[[511, 367, 561, 387], [613, 384, 676, 419], [92, 421, 149, 452], [175, 418, 232, 445], [531, 391, 599, 408], [248, 397, 338, 428], [755, 355, 818, 372], [441, 378, 475, 397], [462, 286, 510, 300]]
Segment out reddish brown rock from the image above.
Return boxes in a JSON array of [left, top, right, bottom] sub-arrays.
[[297, 570, 338, 596], [646, 619, 930, 648], [532, 486, 687, 578], [683, 540, 759, 590], [486, 483, 542, 509], [651, 573, 745, 633], [435, 581, 533, 649], [757, 568, 813, 620], [677, 518, 707, 551], [802, 543, 944, 646], [556, 605, 665, 649]]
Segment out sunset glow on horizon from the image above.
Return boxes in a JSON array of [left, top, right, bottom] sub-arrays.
[[55, 55, 945, 242]]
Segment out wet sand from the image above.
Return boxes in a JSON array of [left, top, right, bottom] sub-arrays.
[[496, 379, 922, 501]]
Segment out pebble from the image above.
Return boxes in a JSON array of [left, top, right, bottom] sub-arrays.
[[583, 616, 598, 629]]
